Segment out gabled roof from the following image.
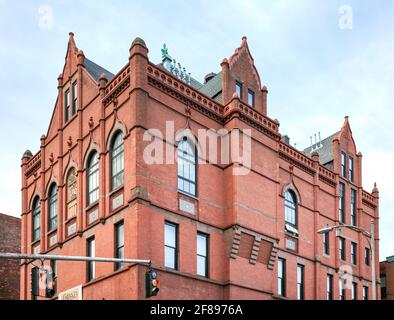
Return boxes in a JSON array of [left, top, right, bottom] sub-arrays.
[[199, 72, 222, 99], [84, 57, 114, 83], [303, 132, 339, 165]]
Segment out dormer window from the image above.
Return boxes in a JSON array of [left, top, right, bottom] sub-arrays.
[[236, 81, 243, 100], [248, 89, 255, 108]]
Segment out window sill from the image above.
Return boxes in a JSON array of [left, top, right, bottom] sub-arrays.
[[46, 229, 58, 237], [85, 201, 99, 212], [178, 190, 199, 201]]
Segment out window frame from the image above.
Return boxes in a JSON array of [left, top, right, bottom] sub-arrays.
[[327, 274, 333, 300], [339, 279, 346, 300], [164, 221, 178, 270], [87, 151, 100, 206], [284, 190, 297, 228], [365, 247, 370, 266], [351, 242, 357, 265], [32, 197, 41, 242], [236, 81, 243, 100], [86, 237, 95, 282], [341, 151, 347, 178], [339, 237, 346, 261], [363, 286, 369, 300], [350, 189, 357, 226], [65, 89, 70, 123], [349, 156, 354, 182], [278, 258, 286, 297], [48, 184, 58, 232], [110, 132, 125, 191], [114, 221, 125, 271], [339, 182, 345, 224], [196, 232, 209, 278], [72, 81, 77, 116], [352, 282, 358, 300], [297, 264, 305, 300], [177, 137, 197, 197], [248, 89, 255, 108], [323, 232, 330, 255]]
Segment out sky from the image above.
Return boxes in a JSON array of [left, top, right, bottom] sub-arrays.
[[0, 0, 393, 259]]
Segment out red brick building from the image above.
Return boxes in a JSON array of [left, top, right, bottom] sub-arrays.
[[380, 256, 394, 300], [0, 213, 21, 300], [20, 33, 380, 300]]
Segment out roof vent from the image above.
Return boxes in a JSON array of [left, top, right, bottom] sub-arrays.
[[204, 72, 216, 84]]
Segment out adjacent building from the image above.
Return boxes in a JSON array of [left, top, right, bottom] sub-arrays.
[[380, 256, 394, 300], [0, 213, 21, 300], [20, 33, 380, 300]]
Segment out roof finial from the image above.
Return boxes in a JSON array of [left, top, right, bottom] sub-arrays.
[[372, 182, 379, 194]]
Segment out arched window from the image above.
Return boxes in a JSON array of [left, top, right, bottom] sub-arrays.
[[32, 197, 41, 242], [110, 132, 124, 190], [87, 151, 99, 206], [48, 184, 58, 231], [67, 168, 77, 220], [284, 190, 297, 227], [177, 136, 197, 196]]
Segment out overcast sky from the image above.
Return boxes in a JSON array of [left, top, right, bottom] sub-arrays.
[[0, 0, 393, 259]]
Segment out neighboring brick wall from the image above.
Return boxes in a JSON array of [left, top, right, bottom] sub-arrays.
[[0, 213, 21, 300], [381, 260, 394, 300]]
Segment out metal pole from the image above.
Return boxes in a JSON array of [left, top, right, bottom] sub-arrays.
[[371, 219, 376, 300], [0, 253, 151, 265]]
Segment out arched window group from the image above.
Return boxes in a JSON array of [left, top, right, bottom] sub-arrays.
[[177, 136, 197, 197]]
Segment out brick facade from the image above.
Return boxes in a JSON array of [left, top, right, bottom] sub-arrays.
[[380, 257, 394, 300], [20, 33, 380, 300], [0, 213, 21, 300]]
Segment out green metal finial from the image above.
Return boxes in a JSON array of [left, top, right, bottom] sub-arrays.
[[161, 43, 169, 60]]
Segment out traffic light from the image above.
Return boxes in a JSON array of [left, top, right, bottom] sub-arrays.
[[31, 267, 39, 300], [45, 268, 56, 298], [145, 269, 159, 298]]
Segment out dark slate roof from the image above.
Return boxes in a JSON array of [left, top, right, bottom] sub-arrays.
[[303, 132, 339, 165], [84, 58, 114, 83], [156, 63, 203, 90], [199, 72, 222, 99]]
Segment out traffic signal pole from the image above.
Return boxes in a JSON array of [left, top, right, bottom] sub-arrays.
[[0, 252, 151, 265]]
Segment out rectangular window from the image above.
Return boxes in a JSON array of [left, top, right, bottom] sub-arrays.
[[248, 89, 255, 107], [351, 242, 357, 265], [363, 286, 369, 300], [323, 232, 330, 255], [72, 81, 77, 116], [339, 279, 346, 300], [341, 152, 347, 178], [278, 258, 286, 297], [352, 282, 358, 300], [297, 264, 305, 300], [65, 89, 70, 123], [196, 233, 208, 277], [87, 237, 95, 282], [164, 222, 178, 270], [50, 260, 57, 295], [349, 156, 354, 182], [339, 182, 345, 224], [381, 275, 387, 299], [236, 81, 243, 99], [115, 222, 124, 271], [31, 266, 39, 300], [327, 274, 333, 300], [351, 189, 357, 226], [339, 237, 346, 261], [365, 247, 370, 266]]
